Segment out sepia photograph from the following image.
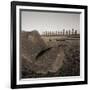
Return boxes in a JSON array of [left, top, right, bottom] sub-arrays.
[[20, 10, 80, 78], [11, 1, 87, 89]]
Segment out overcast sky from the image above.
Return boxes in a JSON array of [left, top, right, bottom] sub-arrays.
[[21, 10, 80, 34]]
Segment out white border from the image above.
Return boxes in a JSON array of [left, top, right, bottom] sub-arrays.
[[16, 5, 85, 85]]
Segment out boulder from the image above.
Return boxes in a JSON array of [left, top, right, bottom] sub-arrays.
[[20, 30, 47, 61]]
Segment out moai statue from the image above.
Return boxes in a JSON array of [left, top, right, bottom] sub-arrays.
[[56, 31, 57, 35], [43, 31, 46, 36], [46, 31, 48, 36], [47, 31, 48, 36], [63, 29, 65, 35], [49, 31, 51, 36], [58, 31, 61, 35], [57, 31, 58, 35], [69, 30, 70, 36], [72, 28, 74, 35], [75, 30, 77, 35], [51, 31, 53, 36], [45, 31, 46, 36], [49, 31, 50, 36], [57, 31, 59, 36], [48, 31, 50, 36], [57, 31, 58, 36], [66, 30, 68, 35]]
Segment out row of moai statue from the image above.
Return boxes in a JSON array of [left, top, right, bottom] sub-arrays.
[[42, 29, 78, 36]]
